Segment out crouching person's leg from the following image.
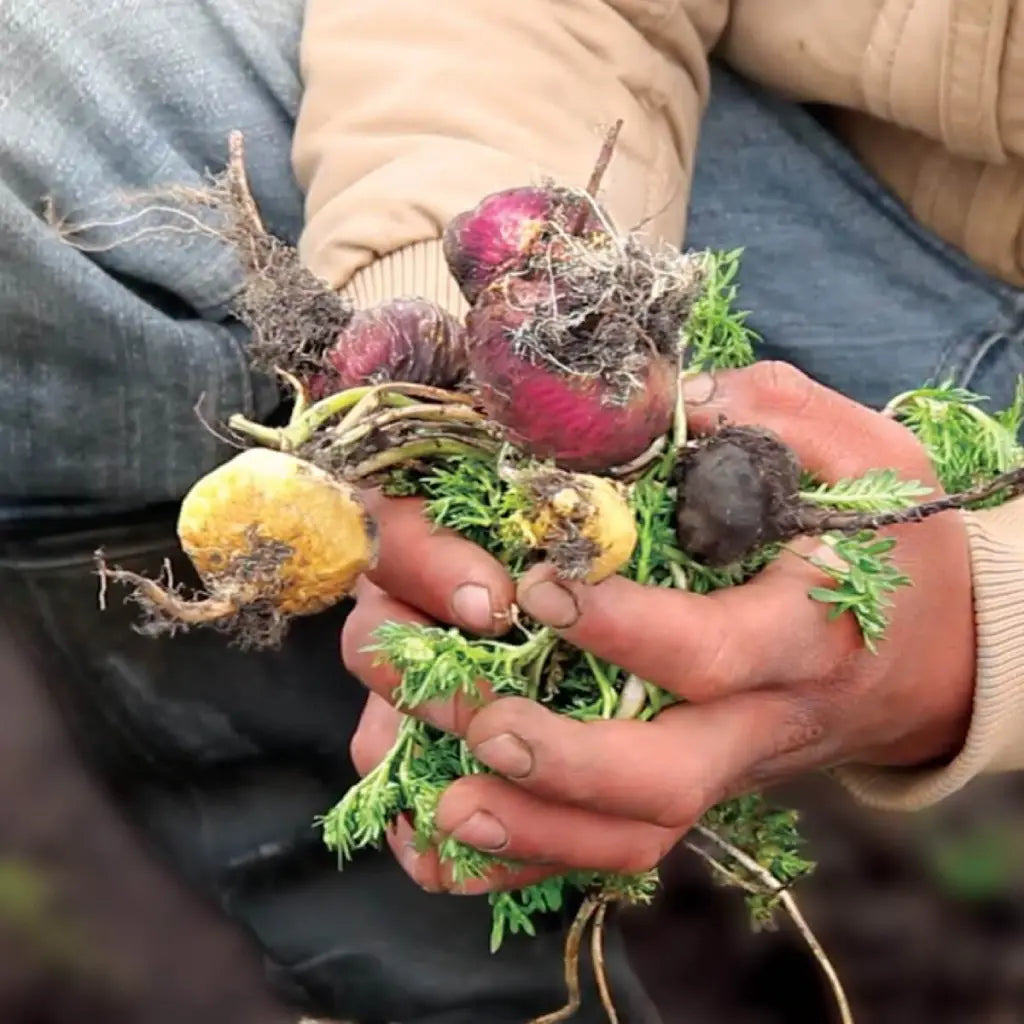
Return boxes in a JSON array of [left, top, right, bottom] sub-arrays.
[[0, 1, 660, 1020]]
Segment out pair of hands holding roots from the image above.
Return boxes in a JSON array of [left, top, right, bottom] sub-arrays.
[[343, 361, 977, 896]]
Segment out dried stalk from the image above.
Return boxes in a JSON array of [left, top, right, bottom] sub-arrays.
[[694, 825, 854, 1024]]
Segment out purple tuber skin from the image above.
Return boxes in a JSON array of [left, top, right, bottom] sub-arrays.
[[445, 125, 692, 471], [466, 278, 677, 472], [443, 186, 606, 305], [306, 298, 470, 400]]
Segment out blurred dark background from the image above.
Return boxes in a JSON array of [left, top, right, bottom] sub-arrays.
[[3, 616, 1023, 1024], [623, 773, 1024, 1023]]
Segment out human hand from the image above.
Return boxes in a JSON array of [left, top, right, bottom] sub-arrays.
[[343, 362, 978, 893]]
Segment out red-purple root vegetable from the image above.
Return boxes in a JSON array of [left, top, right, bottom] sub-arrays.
[[306, 298, 471, 400], [463, 237, 704, 472], [443, 186, 608, 305]]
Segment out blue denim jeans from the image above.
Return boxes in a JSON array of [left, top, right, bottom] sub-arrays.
[[2, 1, 1023, 1022]]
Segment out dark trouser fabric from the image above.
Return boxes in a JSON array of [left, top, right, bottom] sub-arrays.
[[0, 515, 661, 1024]]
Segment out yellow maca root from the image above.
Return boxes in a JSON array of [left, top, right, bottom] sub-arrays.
[[97, 448, 377, 648], [518, 470, 637, 583], [178, 447, 377, 615]]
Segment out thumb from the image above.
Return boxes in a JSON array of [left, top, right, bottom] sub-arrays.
[[681, 362, 934, 484]]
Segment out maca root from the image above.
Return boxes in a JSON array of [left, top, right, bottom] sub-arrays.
[[675, 424, 1024, 567], [674, 426, 804, 567], [511, 467, 638, 583]]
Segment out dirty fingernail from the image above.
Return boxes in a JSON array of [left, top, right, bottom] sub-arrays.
[[519, 580, 579, 628], [451, 583, 494, 633], [473, 733, 534, 779], [451, 811, 508, 852], [681, 372, 717, 405]]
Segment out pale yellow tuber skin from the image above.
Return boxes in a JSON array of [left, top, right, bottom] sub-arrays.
[[178, 447, 378, 616], [521, 472, 637, 583]]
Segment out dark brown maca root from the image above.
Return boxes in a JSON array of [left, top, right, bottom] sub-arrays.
[[674, 426, 804, 567], [675, 425, 1024, 567]]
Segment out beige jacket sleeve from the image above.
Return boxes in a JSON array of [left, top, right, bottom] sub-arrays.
[[836, 498, 1024, 809], [291, 0, 728, 316], [719, 0, 1024, 286]]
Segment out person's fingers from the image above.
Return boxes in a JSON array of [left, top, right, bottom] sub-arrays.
[[514, 549, 860, 701], [434, 774, 680, 876], [349, 691, 402, 777], [361, 490, 516, 636], [458, 689, 826, 829], [384, 812, 569, 895], [341, 578, 493, 733], [681, 362, 939, 486]]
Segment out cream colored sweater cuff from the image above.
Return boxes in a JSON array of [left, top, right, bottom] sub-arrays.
[[337, 239, 468, 321], [837, 499, 1024, 810]]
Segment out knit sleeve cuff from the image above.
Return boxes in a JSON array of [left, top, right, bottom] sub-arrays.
[[835, 500, 1024, 811], [334, 239, 468, 320]]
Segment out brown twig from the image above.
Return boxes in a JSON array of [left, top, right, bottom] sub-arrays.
[[590, 901, 619, 1024], [570, 119, 624, 236], [693, 825, 854, 1024], [527, 897, 600, 1024]]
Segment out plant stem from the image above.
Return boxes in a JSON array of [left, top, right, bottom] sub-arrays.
[[590, 901, 619, 1024], [612, 674, 647, 720], [346, 437, 499, 479], [269, 381, 473, 450], [276, 367, 310, 425], [227, 414, 288, 448], [527, 897, 600, 1024], [331, 403, 489, 450], [694, 825, 854, 1024], [584, 652, 619, 719], [795, 465, 1024, 536], [605, 436, 667, 479], [569, 119, 624, 236]]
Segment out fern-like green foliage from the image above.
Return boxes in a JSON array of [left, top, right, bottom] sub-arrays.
[[684, 247, 759, 371], [885, 378, 1024, 495], [799, 468, 933, 511]]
